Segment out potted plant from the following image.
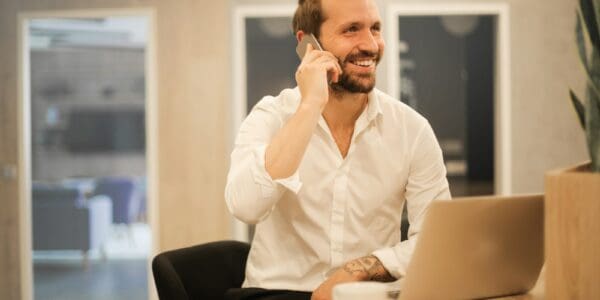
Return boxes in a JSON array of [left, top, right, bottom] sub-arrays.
[[545, 0, 600, 299]]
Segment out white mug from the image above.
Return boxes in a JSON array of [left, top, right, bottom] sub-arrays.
[[332, 282, 396, 300]]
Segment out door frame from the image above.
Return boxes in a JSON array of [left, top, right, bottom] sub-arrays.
[[385, 2, 512, 195], [17, 8, 159, 300], [230, 4, 296, 242]]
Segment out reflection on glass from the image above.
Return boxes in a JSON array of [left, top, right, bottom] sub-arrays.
[[245, 17, 297, 112], [398, 15, 495, 196]]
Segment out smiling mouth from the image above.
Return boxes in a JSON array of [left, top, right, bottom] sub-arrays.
[[351, 59, 375, 67]]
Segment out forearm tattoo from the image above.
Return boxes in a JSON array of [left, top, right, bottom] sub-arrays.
[[343, 255, 395, 282]]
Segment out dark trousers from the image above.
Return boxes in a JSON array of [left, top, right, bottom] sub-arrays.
[[225, 288, 312, 300], [153, 241, 313, 300]]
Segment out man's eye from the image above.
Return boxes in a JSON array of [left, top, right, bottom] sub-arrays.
[[345, 26, 359, 33]]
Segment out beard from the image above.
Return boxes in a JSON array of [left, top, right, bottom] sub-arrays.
[[331, 70, 377, 93], [330, 50, 380, 94]]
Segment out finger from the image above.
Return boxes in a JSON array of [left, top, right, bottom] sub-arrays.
[[300, 51, 322, 67], [313, 56, 342, 76], [331, 68, 339, 83], [303, 46, 337, 61], [334, 60, 343, 76], [303, 43, 314, 60], [319, 51, 343, 75], [302, 47, 331, 65], [321, 51, 337, 62], [312, 55, 334, 65], [323, 61, 341, 83]]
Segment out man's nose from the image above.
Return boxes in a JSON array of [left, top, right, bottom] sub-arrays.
[[357, 30, 379, 53]]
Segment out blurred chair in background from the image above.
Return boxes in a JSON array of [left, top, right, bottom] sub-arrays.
[[32, 184, 112, 267], [92, 177, 139, 245], [93, 177, 138, 225]]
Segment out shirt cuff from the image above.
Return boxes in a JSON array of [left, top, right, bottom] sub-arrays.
[[372, 246, 406, 280], [250, 144, 303, 197]]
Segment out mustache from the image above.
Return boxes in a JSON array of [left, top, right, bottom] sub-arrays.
[[343, 50, 380, 63]]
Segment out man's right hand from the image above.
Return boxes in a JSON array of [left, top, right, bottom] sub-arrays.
[[295, 43, 342, 112], [265, 44, 341, 180]]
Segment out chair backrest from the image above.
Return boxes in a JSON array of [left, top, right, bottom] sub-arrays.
[[32, 184, 83, 208], [93, 177, 136, 224], [31, 184, 87, 250], [152, 240, 250, 300]]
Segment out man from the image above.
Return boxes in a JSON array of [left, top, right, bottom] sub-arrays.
[[225, 0, 450, 299]]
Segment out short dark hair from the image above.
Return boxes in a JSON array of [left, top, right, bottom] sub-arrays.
[[292, 0, 324, 38]]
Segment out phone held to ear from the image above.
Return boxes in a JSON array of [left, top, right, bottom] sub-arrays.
[[296, 33, 336, 84], [296, 33, 323, 59]]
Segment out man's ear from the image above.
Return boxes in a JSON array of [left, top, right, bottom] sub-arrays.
[[296, 30, 306, 43]]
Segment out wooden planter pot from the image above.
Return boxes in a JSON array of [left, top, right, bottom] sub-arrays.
[[545, 162, 600, 299]]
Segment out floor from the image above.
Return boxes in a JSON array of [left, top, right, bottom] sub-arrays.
[[33, 223, 151, 300], [34, 259, 148, 300]]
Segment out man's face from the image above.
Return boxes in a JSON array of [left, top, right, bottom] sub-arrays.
[[318, 0, 384, 94]]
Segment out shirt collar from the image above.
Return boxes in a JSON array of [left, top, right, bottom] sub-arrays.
[[366, 88, 384, 123]]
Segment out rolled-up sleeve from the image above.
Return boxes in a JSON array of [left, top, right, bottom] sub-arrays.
[[225, 98, 303, 224], [372, 122, 451, 279]]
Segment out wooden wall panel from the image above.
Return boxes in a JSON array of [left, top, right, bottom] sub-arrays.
[[0, 0, 24, 298], [0, 1, 231, 299], [509, 0, 587, 193], [154, 0, 231, 250]]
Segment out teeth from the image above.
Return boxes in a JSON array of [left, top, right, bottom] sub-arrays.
[[353, 60, 374, 67]]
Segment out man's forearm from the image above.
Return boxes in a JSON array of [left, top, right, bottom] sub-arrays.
[[312, 255, 395, 300], [343, 255, 396, 282], [265, 102, 321, 179]]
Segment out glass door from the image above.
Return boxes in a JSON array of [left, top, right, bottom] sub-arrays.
[[27, 16, 152, 300]]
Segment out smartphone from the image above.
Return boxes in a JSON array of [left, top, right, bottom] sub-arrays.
[[296, 33, 323, 59]]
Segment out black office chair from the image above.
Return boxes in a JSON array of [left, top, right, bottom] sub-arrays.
[[152, 240, 251, 300]]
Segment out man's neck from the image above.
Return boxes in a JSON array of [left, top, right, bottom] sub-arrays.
[[322, 89, 369, 130]]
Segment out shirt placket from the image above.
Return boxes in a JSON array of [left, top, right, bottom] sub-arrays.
[[330, 165, 348, 267]]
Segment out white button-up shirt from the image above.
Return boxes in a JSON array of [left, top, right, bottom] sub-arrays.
[[225, 87, 451, 292]]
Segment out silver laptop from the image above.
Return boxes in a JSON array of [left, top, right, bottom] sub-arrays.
[[399, 194, 544, 300]]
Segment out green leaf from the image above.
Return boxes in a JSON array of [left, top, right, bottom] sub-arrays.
[[594, 82, 600, 114], [583, 66, 600, 101], [576, 11, 589, 69], [570, 90, 586, 129], [586, 85, 600, 172], [576, 9, 600, 98], [580, 0, 600, 50]]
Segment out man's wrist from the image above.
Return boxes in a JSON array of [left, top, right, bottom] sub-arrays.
[[298, 97, 326, 114], [342, 255, 395, 282]]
